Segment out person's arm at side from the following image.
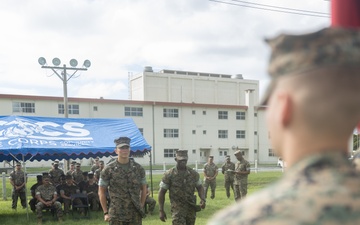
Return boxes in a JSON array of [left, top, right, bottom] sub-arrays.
[[140, 184, 147, 208], [196, 184, 206, 209], [99, 186, 110, 222], [158, 188, 167, 222]]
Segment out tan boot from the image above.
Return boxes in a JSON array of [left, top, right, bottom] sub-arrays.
[[37, 218, 42, 225], [58, 217, 63, 223]]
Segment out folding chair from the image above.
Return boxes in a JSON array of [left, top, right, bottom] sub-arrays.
[[40, 205, 57, 222], [71, 193, 90, 219]]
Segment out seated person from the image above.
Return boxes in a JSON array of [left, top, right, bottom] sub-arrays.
[[82, 172, 100, 211], [60, 174, 84, 214], [55, 174, 66, 204], [29, 175, 42, 212], [35, 175, 63, 224]]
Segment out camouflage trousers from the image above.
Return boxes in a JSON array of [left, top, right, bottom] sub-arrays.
[[109, 212, 142, 225], [35, 201, 63, 219], [224, 176, 234, 198], [11, 189, 26, 209], [234, 180, 247, 201], [145, 196, 156, 214], [88, 194, 100, 211], [203, 179, 216, 199], [171, 203, 197, 225]]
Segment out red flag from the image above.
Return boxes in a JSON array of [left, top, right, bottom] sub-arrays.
[[331, 0, 360, 28]]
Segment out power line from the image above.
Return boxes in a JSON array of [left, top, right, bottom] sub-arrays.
[[209, 0, 330, 18], [230, 0, 328, 15]]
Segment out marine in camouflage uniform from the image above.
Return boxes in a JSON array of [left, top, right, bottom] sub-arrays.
[[203, 156, 218, 199], [9, 162, 27, 209], [91, 157, 100, 173], [95, 160, 105, 183], [72, 163, 84, 185], [209, 3, 360, 224], [221, 156, 235, 198], [60, 175, 83, 214], [99, 137, 147, 225], [35, 175, 63, 223], [49, 160, 64, 187], [82, 172, 100, 211], [159, 150, 206, 225], [233, 150, 250, 201]]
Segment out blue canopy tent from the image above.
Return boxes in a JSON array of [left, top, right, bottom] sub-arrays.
[[0, 115, 151, 162], [0, 115, 152, 220]]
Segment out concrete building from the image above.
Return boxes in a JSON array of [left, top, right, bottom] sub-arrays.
[[0, 67, 276, 167]]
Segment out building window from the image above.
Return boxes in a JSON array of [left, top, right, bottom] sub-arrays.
[[236, 130, 246, 139], [164, 149, 177, 158], [254, 131, 257, 135], [219, 151, 223, 156], [203, 130, 207, 135], [163, 108, 179, 118], [125, 107, 143, 116], [254, 149, 257, 153], [192, 149, 196, 154], [218, 130, 228, 138], [203, 111, 206, 115], [93, 106, 98, 111], [12, 102, 35, 113], [192, 130, 196, 134], [224, 151, 228, 156], [138, 128, 143, 135], [218, 111, 228, 119], [192, 110, 196, 115], [58, 104, 79, 115], [269, 149, 276, 157], [236, 111, 246, 120], [164, 129, 179, 138], [254, 113, 258, 117]]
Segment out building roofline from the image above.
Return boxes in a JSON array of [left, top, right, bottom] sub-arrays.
[[0, 94, 249, 110]]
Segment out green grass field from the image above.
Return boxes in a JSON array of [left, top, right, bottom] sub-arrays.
[[0, 170, 282, 225]]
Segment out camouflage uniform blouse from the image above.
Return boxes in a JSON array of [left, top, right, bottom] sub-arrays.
[[36, 184, 57, 201], [221, 161, 235, 180], [160, 166, 202, 209], [204, 162, 218, 178], [9, 170, 26, 191], [100, 159, 146, 222], [209, 152, 360, 225], [234, 159, 250, 185], [49, 168, 64, 185]]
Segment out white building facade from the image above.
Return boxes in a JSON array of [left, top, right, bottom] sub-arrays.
[[0, 68, 276, 167]]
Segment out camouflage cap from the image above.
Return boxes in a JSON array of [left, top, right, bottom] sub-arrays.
[[261, 27, 360, 105], [114, 136, 131, 148], [234, 150, 242, 156], [53, 160, 59, 165], [175, 150, 188, 160]]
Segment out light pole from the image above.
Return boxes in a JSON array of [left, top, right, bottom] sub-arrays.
[[38, 57, 91, 118]]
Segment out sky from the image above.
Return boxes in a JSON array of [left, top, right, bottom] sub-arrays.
[[0, 0, 330, 101]]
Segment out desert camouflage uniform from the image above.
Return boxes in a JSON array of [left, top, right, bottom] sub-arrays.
[[233, 158, 250, 201], [82, 181, 100, 211], [60, 183, 83, 214], [221, 161, 235, 198], [72, 170, 84, 184], [203, 162, 218, 199], [9, 170, 27, 209], [35, 184, 63, 219], [210, 153, 360, 225], [49, 168, 64, 186], [160, 166, 202, 225], [100, 159, 146, 225]]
